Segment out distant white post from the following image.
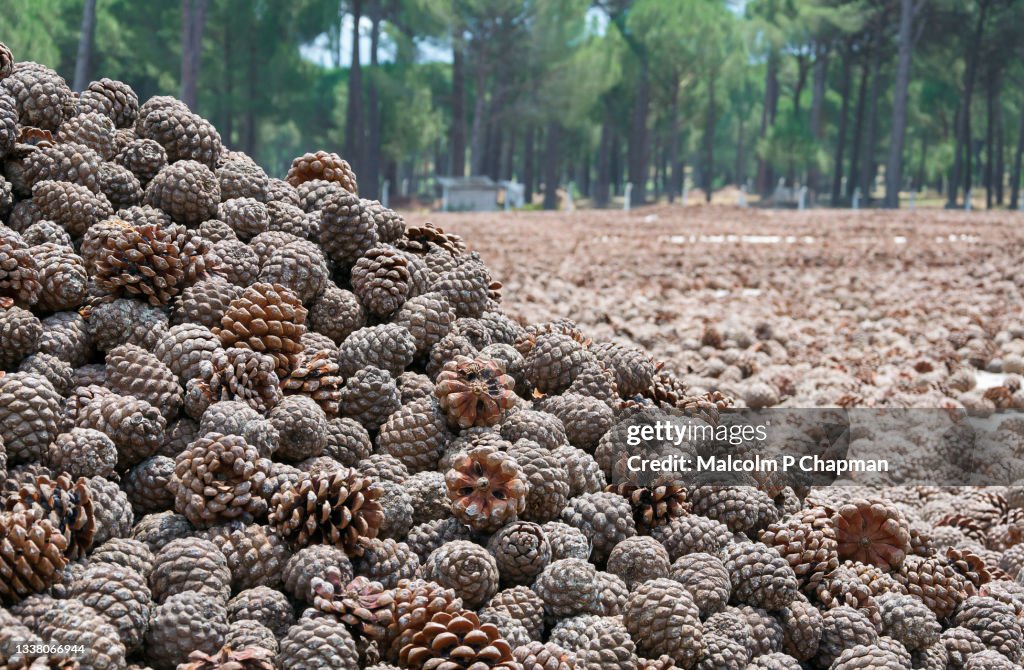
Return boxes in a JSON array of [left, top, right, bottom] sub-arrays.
[[624, 182, 633, 212], [564, 182, 575, 211], [798, 185, 808, 211], [965, 189, 973, 211], [401, 178, 409, 197], [738, 185, 748, 208], [382, 180, 390, 209], [852, 187, 861, 210], [681, 177, 690, 207], [442, 185, 449, 212]]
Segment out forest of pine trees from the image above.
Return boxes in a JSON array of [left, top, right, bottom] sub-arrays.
[[5, 0, 1024, 209]]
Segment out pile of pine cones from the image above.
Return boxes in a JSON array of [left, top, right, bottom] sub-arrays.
[[3, 43, 1024, 670]]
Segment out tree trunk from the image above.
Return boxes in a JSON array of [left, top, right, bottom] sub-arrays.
[[756, 50, 779, 196], [594, 117, 611, 207], [73, 0, 97, 92], [627, 60, 650, 206], [831, 47, 853, 205], [220, 21, 233, 145], [345, 0, 363, 169], [996, 98, 1005, 205], [808, 44, 828, 197], [948, 2, 989, 208], [667, 80, 681, 202], [985, 67, 996, 209], [916, 133, 927, 191], [180, 0, 209, 109], [859, 48, 882, 201], [735, 118, 745, 188], [469, 52, 488, 175], [703, 74, 716, 203], [363, 1, 382, 200], [848, 58, 869, 203], [885, 0, 916, 208], [501, 129, 515, 181], [1011, 106, 1024, 210], [792, 55, 809, 120], [543, 121, 561, 210], [242, 25, 256, 156], [522, 125, 535, 205], [611, 134, 623, 196], [450, 45, 466, 176]]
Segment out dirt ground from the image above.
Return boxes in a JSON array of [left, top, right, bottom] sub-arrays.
[[431, 205, 1024, 408]]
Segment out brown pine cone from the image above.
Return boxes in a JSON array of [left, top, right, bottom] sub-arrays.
[[116, 137, 167, 184], [0, 509, 68, 604], [198, 522, 291, 593], [106, 343, 183, 421], [875, 592, 941, 652], [287, 150, 358, 192], [399, 610, 516, 670], [58, 111, 117, 158], [93, 221, 200, 306], [173, 276, 243, 330], [606, 484, 689, 533], [393, 292, 456, 357], [505, 440, 570, 524], [815, 606, 879, 669], [339, 366, 402, 431], [2, 62, 71, 130], [487, 521, 552, 586], [623, 577, 704, 666], [352, 537, 419, 589], [214, 282, 307, 378], [76, 391, 165, 467], [532, 558, 598, 620], [896, 554, 971, 619], [338, 324, 416, 380], [559, 492, 636, 565], [318, 192, 377, 268], [405, 517, 473, 563], [669, 551, 731, 617], [78, 78, 139, 128], [307, 283, 365, 344], [179, 646, 275, 670], [376, 397, 449, 475], [351, 246, 410, 317], [0, 227, 41, 307], [228, 586, 296, 638], [173, 432, 271, 527], [34, 598, 127, 669], [144, 159, 220, 225], [144, 591, 229, 670], [422, 539, 499, 609], [724, 541, 799, 610], [446, 444, 527, 532], [834, 499, 912, 572], [760, 506, 840, 593], [32, 243, 88, 312], [268, 394, 328, 461], [130, 511, 192, 554], [381, 577, 463, 660], [185, 347, 283, 417], [435, 355, 517, 429], [281, 350, 343, 416], [218, 157, 269, 201], [32, 179, 113, 237], [258, 238, 328, 304], [46, 428, 117, 479], [68, 562, 152, 653], [311, 569, 394, 643], [153, 323, 222, 384], [268, 468, 384, 553], [0, 305, 41, 370], [953, 595, 1023, 663], [521, 331, 590, 394], [89, 537, 155, 580], [512, 641, 576, 670], [138, 105, 222, 167], [150, 536, 232, 604], [605, 535, 670, 590], [687, 485, 777, 535], [4, 472, 95, 559]]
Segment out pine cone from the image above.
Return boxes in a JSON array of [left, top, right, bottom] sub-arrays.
[[76, 391, 165, 467], [559, 491, 636, 565], [281, 350, 343, 416], [116, 137, 168, 186], [487, 520, 552, 586], [1, 62, 71, 130], [219, 157, 270, 201], [623, 577, 704, 666], [81, 77, 139, 128], [0, 228, 41, 306], [834, 499, 911, 571], [277, 616, 360, 670], [446, 445, 527, 532], [506, 440, 570, 524], [138, 105, 222, 167], [337, 324, 416, 379], [351, 246, 410, 317], [173, 432, 271, 527], [46, 428, 117, 479], [186, 347, 283, 417], [0, 510, 68, 604], [307, 283, 365, 344], [269, 469, 384, 552], [32, 179, 113, 237], [144, 159, 220, 225], [219, 197, 270, 241], [760, 506, 840, 593], [68, 562, 152, 653], [198, 522, 291, 592], [179, 646, 275, 670], [398, 610, 516, 670], [287, 150, 358, 192], [605, 484, 689, 533], [381, 577, 464, 660], [4, 472, 95, 559], [318, 192, 377, 268], [144, 591, 229, 670], [58, 111, 117, 158], [214, 282, 307, 378], [311, 569, 394, 643], [393, 292, 457, 357], [33, 243, 88, 312], [522, 331, 590, 394], [228, 586, 296, 638], [435, 356, 517, 429], [339, 366, 401, 431], [259, 239, 329, 304]]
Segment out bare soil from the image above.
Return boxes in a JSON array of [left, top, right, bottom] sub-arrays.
[[432, 205, 1024, 408]]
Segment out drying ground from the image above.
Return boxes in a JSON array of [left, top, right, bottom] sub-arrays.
[[436, 206, 1024, 408]]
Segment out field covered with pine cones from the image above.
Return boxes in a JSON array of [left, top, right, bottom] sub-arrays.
[[6, 44, 1024, 670], [439, 206, 1024, 410]]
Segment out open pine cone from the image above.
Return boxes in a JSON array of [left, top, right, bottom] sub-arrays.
[[172, 432, 272, 528], [213, 282, 307, 378], [0, 509, 68, 604], [398, 610, 517, 670], [268, 469, 384, 553], [434, 356, 516, 429], [286, 150, 357, 193], [834, 498, 911, 571], [311, 570, 394, 643], [280, 350, 343, 416], [179, 645, 275, 670], [4, 473, 94, 559], [606, 484, 689, 533], [445, 445, 527, 532]]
